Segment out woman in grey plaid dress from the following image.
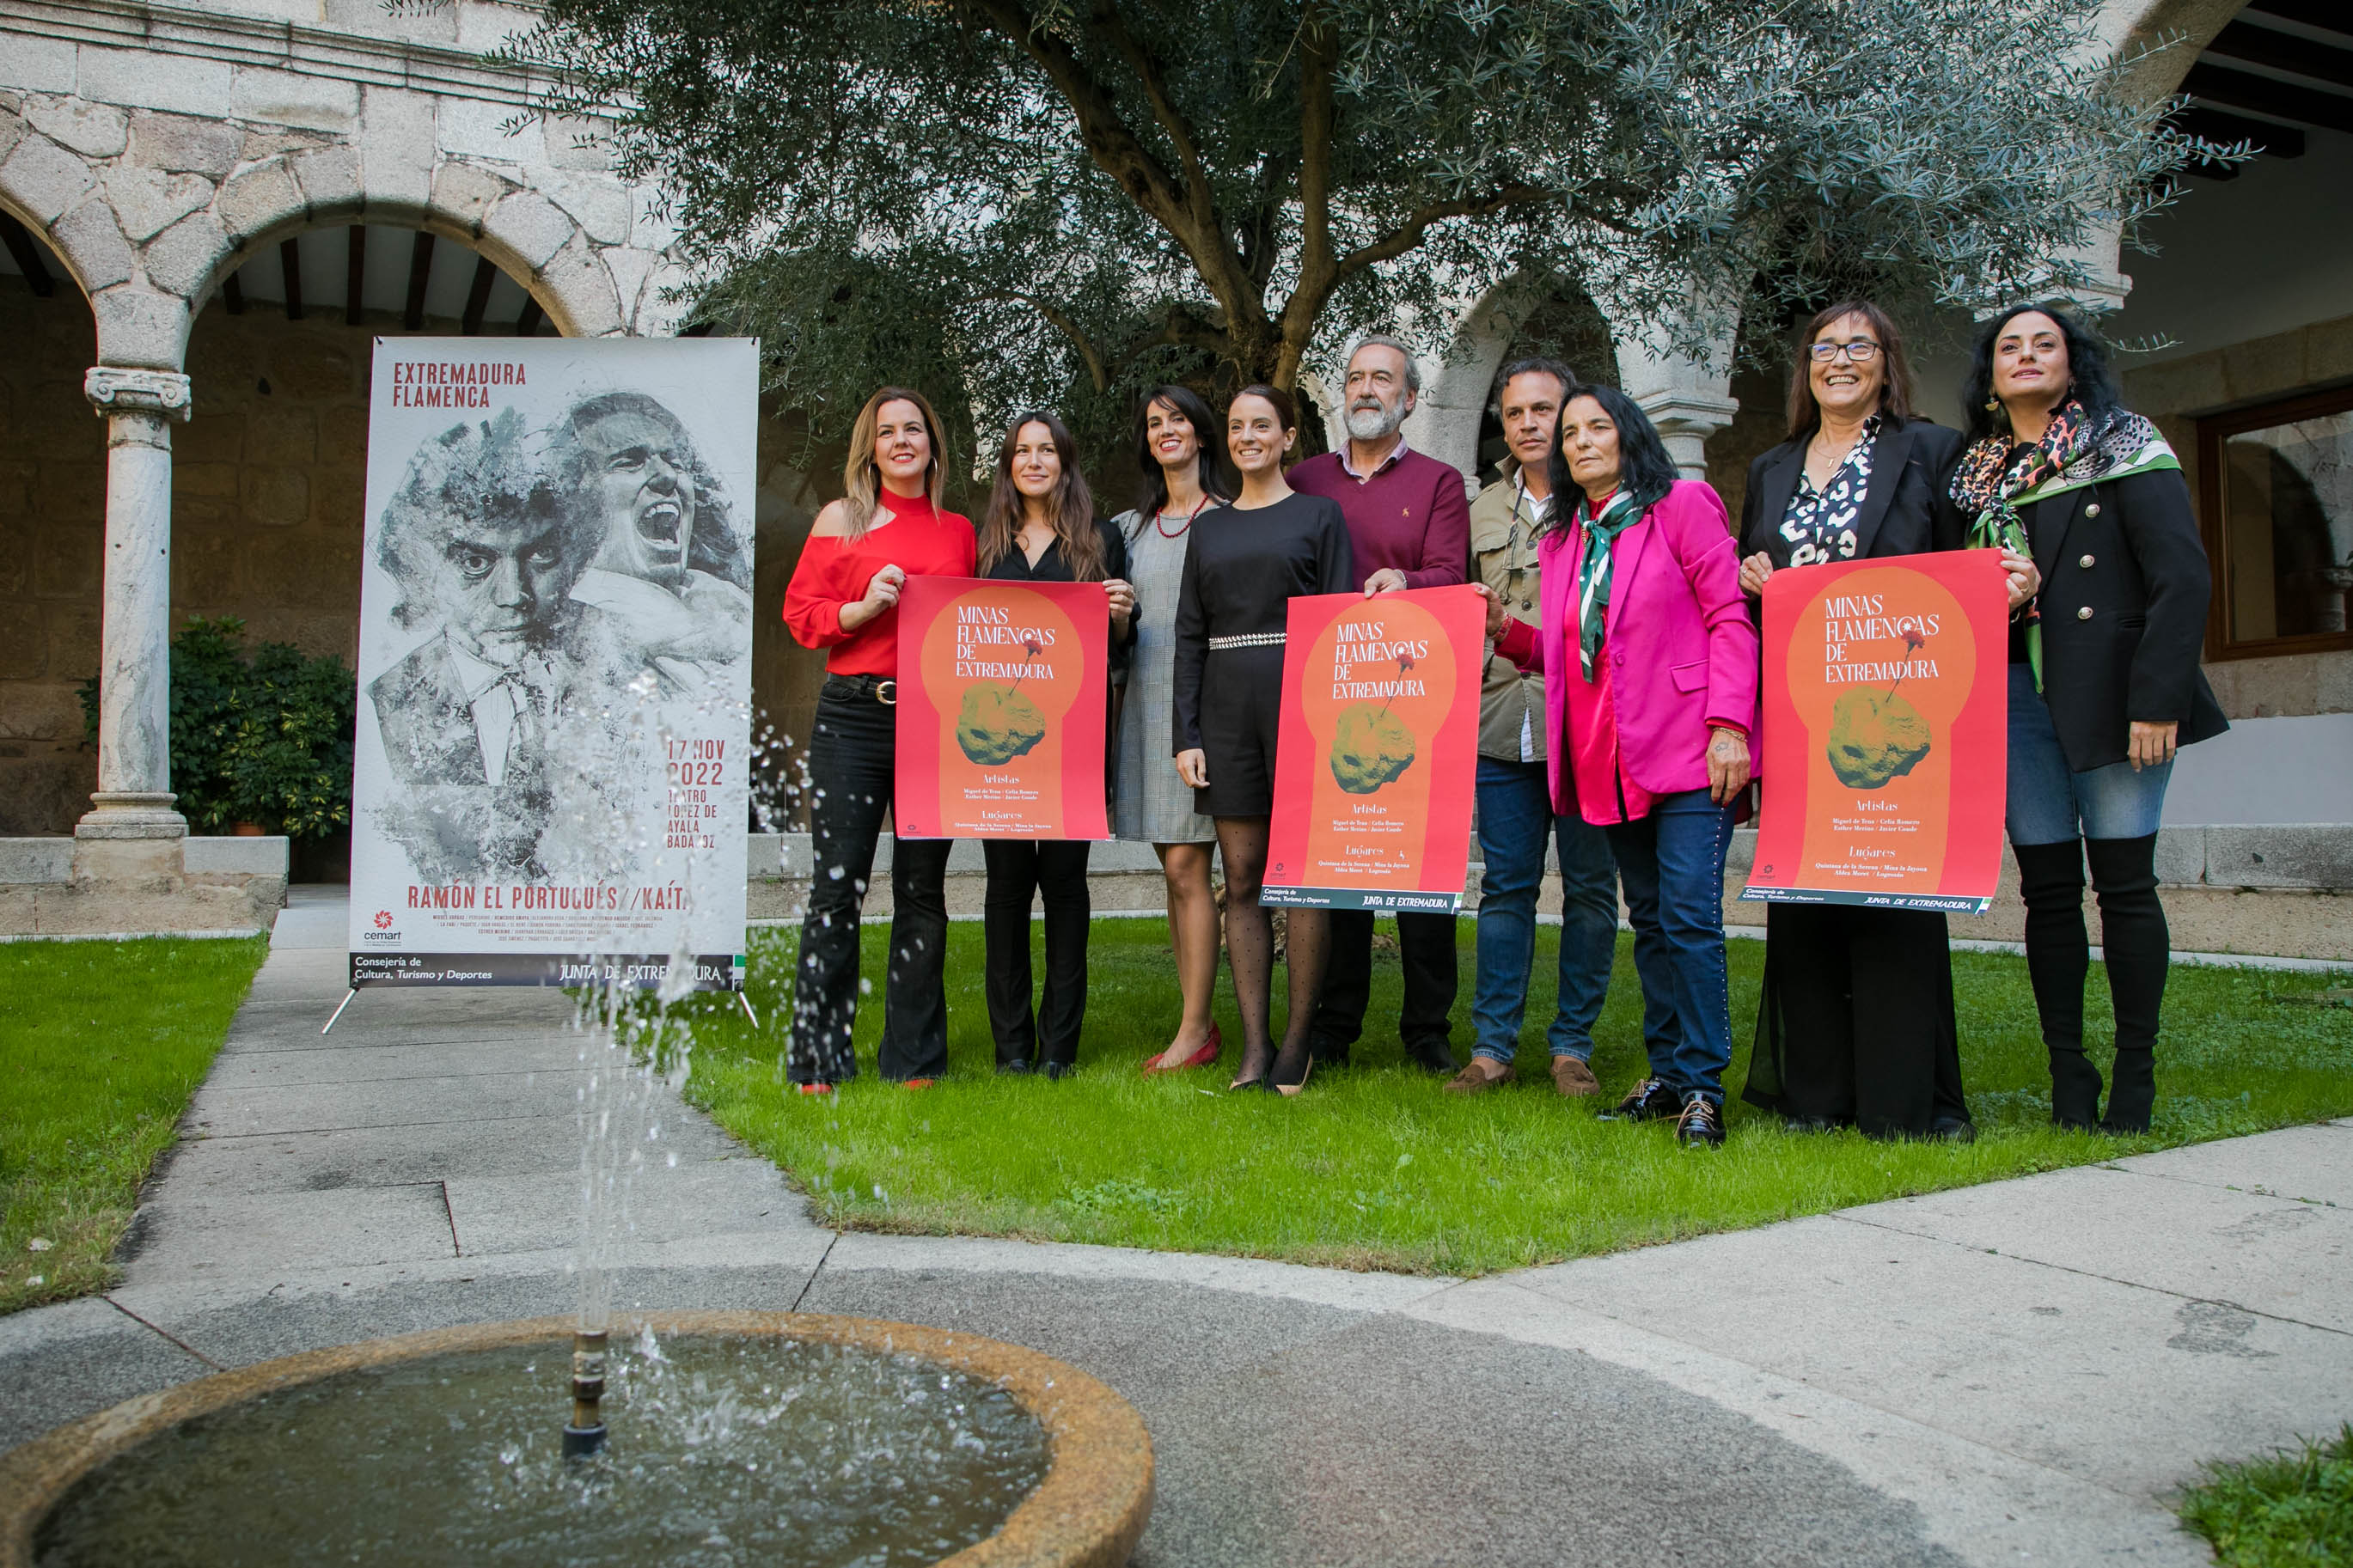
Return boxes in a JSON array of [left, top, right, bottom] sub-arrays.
[[1115, 386, 1232, 1073]]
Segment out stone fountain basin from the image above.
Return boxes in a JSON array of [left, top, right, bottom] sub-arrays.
[[0, 1310, 1153, 1567]]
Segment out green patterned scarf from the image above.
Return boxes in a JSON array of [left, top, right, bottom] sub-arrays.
[[1948, 399, 2179, 691], [1574, 487, 1645, 682]]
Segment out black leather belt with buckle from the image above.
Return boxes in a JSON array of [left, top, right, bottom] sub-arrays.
[[827, 674, 896, 705]]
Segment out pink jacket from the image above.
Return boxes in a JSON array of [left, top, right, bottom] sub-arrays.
[[1495, 479, 1759, 823]]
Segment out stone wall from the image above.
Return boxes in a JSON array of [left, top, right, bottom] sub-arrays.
[[0, 283, 101, 833]]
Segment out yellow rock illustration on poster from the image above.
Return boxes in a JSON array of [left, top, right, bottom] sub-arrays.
[[1826, 686, 1931, 788], [955, 638, 1049, 766], [1329, 704, 1416, 793]]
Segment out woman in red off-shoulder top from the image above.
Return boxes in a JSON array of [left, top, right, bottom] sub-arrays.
[[781, 387, 975, 1089]]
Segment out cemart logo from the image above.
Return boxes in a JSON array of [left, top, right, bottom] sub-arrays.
[[374, 910, 394, 930], [362, 909, 403, 945]]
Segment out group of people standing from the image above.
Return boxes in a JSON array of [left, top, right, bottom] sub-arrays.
[[778, 298, 2223, 1147]]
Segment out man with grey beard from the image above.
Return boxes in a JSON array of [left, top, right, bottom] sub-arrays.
[[1287, 333, 1472, 1075]]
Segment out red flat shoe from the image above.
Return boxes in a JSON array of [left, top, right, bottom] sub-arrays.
[[796, 1083, 835, 1096], [1143, 1025, 1221, 1074], [901, 1077, 937, 1090]]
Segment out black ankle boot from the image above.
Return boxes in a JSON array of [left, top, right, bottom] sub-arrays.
[[2014, 839, 2099, 1129], [2087, 835, 2167, 1133]]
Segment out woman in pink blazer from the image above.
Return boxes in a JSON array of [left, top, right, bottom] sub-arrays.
[[1485, 381, 1758, 1147]]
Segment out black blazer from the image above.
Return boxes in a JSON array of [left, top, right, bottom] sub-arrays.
[[2020, 465, 2228, 773], [1737, 415, 1969, 567], [980, 516, 1137, 678]]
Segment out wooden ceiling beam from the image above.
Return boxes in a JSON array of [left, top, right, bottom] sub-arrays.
[[2208, 20, 2353, 92], [403, 230, 436, 332], [279, 237, 304, 320], [2241, 0, 2353, 39], [345, 225, 366, 326], [461, 254, 497, 336], [2185, 62, 2353, 137]]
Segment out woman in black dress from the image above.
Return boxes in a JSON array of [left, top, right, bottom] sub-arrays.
[[975, 411, 1138, 1077], [1733, 301, 2037, 1141], [1173, 386, 1354, 1094]]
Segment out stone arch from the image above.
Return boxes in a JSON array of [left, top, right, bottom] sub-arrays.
[[3, 87, 675, 377], [2112, 0, 2249, 101], [0, 124, 125, 309], [177, 169, 629, 347], [122, 164, 630, 374], [1412, 278, 1526, 482]]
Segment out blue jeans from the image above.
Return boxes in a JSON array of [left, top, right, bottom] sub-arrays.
[[2005, 663, 2172, 845], [1605, 789, 1736, 1106], [1472, 758, 1618, 1065]]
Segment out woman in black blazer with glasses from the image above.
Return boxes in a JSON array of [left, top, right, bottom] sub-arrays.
[[1733, 300, 2038, 1142]]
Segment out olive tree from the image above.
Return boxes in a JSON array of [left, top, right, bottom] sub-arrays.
[[522, 0, 2209, 442]]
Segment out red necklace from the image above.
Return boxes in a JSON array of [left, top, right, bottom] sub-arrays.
[[1156, 495, 1211, 538]]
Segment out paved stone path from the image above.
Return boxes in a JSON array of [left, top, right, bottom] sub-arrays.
[[5, 890, 2348, 1565]]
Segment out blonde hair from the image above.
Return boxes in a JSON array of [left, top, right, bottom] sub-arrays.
[[840, 386, 947, 538]]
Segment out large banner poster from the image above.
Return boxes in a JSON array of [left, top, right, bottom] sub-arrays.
[[892, 576, 1111, 840], [1742, 549, 2009, 914], [347, 338, 757, 990], [1263, 585, 1484, 911]]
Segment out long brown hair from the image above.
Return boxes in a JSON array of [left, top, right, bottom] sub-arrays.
[[840, 385, 947, 539], [1784, 300, 1915, 441], [978, 411, 1103, 580]]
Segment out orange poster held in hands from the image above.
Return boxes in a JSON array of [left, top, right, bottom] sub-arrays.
[[1743, 550, 2009, 913], [893, 577, 1110, 840], [1263, 585, 1484, 911]]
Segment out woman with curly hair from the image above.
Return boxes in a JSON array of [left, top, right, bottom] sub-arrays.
[[1949, 302, 2228, 1133]]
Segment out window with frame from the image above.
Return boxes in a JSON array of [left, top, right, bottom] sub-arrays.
[[2198, 385, 2353, 660]]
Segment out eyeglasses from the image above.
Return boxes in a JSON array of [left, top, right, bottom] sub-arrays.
[[1808, 340, 1880, 363]]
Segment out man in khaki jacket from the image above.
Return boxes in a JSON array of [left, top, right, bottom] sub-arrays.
[[1446, 357, 1622, 1097]]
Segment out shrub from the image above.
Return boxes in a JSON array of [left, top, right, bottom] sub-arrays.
[[79, 618, 355, 840]]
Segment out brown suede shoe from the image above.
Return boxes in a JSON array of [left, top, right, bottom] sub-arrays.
[[1444, 1057, 1515, 1094], [1551, 1057, 1602, 1097]]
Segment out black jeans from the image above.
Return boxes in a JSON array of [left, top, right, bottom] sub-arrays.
[[982, 839, 1092, 1068], [788, 683, 953, 1083], [1311, 910, 1458, 1057]]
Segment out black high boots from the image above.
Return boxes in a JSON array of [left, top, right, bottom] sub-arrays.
[[2087, 834, 2168, 1134], [2013, 839, 2101, 1129]]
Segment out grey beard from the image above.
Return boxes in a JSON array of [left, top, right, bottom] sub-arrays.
[[1344, 403, 1403, 443]]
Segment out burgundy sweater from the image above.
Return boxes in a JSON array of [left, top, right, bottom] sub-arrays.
[[1287, 445, 1470, 591]]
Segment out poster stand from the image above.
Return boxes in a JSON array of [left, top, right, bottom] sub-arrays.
[[322, 978, 757, 1034]]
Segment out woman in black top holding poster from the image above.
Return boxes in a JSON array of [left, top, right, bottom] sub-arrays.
[[1733, 301, 2037, 1141], [1173, 386, 1354, 1095], [975, 411, 1137, 1077]]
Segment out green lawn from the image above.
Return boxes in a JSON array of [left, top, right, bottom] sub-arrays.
[[2181, 1425, 2353, 1567], [671, 919, 2353, 1276], [1, 936, 268, 1314]]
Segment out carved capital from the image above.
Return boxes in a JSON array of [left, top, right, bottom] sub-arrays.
[[1632, 388, 1741, 440], [85, 367, 193, 422]]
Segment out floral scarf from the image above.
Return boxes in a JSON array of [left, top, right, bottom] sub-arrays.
[[1947, 398, 2179, 690]]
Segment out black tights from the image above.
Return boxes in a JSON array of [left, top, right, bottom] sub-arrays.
[[1214, 816, 1329, 1087]]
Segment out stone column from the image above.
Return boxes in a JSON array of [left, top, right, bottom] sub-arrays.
[[1614, 329, 1739, 483], [76, 366, 192, 852]]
